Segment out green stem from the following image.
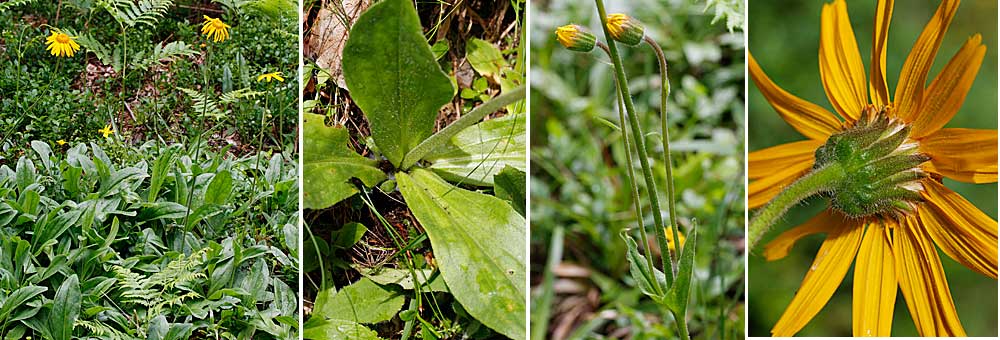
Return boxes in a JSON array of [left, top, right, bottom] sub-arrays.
[[400, 85, 525, 169], [671, 310, 690, 340], [748, 163, 844, 249], [597, 42, 662, 296], [594, 0, 674, 284], [644, 35, 681, 272]]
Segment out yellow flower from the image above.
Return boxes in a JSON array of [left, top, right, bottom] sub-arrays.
[[201, 15, 231, 43], [555, 24, 596, 52], [45, 30, 80, 57], [664, 228, 685, 251], [750, 0, 995, 337], [605, 13, 644, 46], [56, 140, 67, 146], [257, 72, 285, 83], [98, 124, 113, 138]]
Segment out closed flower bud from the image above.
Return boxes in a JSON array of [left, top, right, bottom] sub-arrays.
[[555, 24, 596, 52], [606, 13, 644, 46]]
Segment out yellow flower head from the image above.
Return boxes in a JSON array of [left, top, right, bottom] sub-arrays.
[[56, 140, 67, 146], [257, 72, 285, 83], [664, 228, 685, 251], [750, 0, 996, 337], [201, 15, 231, 43], [605, 13, 644, 46], [45, 30, 80, 57], [98, 124, 113, 138], [555, 24, 596, 52]]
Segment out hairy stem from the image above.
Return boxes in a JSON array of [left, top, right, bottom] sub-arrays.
[[594, 0, 674, 284], [748, 163, 843, 249], [643, 35, 681, 273]]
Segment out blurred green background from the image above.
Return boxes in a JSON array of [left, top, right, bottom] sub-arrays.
[[531, 0, 745, 338], [748, 1, 998, 337]]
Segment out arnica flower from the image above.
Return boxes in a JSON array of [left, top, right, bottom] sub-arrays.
[[605, 13, 644, 46], [257, 72, 285, 83], [201, 15, 231, 43], [750, 0, 996, 336], [45, 30, 80, 57], [98, 124, 114, 138], [555, 24, 596, 52]]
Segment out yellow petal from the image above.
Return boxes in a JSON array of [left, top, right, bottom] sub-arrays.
[[894, 215, 966, 336], [749, 53, 842, 140], [919, 128, 998, 183], [748, 140, 821, 180], [868, 0, 893, 107], [894, 0, 959, 122], [762, 209, 838, 261], [852, 221, 896, 337], [819, 0, 868, 122], [771, 216, 864, 336], [919, 180, 998, 278], [748, 160, 812, 209], [911, 35, 986, 138]]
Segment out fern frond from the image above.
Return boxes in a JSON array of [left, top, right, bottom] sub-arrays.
[[704, 0, 745, 32], [98, 0, 174, 27], [180, 87, 226, 119], [0, 0, 38, 12], [75, 319, 137, 339], [219, 88, 265, 104], [131, 41, 198, 70]]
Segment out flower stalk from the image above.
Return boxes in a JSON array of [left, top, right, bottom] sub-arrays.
[[643, 34, 682, 269]]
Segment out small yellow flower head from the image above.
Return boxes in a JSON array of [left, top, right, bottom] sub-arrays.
[[98, 124, 113, 138], [56, 140, 67, 146], [665, 228, 685, 251], [606, 13, 645, 46], [45, 30, 81, 57], [257, 72, 285, 83], [201, 15, 231, 43], [555, 24, 596, 52]]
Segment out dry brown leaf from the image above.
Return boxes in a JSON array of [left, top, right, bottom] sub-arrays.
[[308, 0, 370, 90]]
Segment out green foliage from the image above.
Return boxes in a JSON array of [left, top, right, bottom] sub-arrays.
[[98, 0, 174, 28], [531, 0, 744, 338], [0, 141, 299, 339], [397, 169, 526, 340], [305, 0, 525, 338], [341, 0, 455, 167], [180, 87, 266, 119], [0, 0, 37, 12]]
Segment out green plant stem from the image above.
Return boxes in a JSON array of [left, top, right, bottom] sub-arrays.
[[597, 42, 662, 296], [748, 163, 843, 249], [643, 35, 681, 271], [671, 310, 690, 340], [531, 225, 563, 340], [593, 0, 674, 284], [400, 85, 526, 169]]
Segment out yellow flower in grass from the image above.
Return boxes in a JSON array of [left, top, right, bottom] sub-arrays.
[[257, 72, 284, 83], [750, 0, 996, 336], [56, 140, 67, 146], [201, 15, 231, 43], [98, 124, 113, 138], [45, 30, 80, 57]]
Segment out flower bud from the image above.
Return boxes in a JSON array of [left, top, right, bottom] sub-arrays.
[[606, 14, 644, 46], [555, 24, 596, 52]]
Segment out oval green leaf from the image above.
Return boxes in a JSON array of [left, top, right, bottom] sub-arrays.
[[342, 0, 454, 166], [397, 169, 525, 340], [303, 113, 387, 209]]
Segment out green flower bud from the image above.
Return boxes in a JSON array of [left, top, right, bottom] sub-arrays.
[[606, 13, 645, 46], [813, 107, 929, 218], [555, 24, 596, 52]]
